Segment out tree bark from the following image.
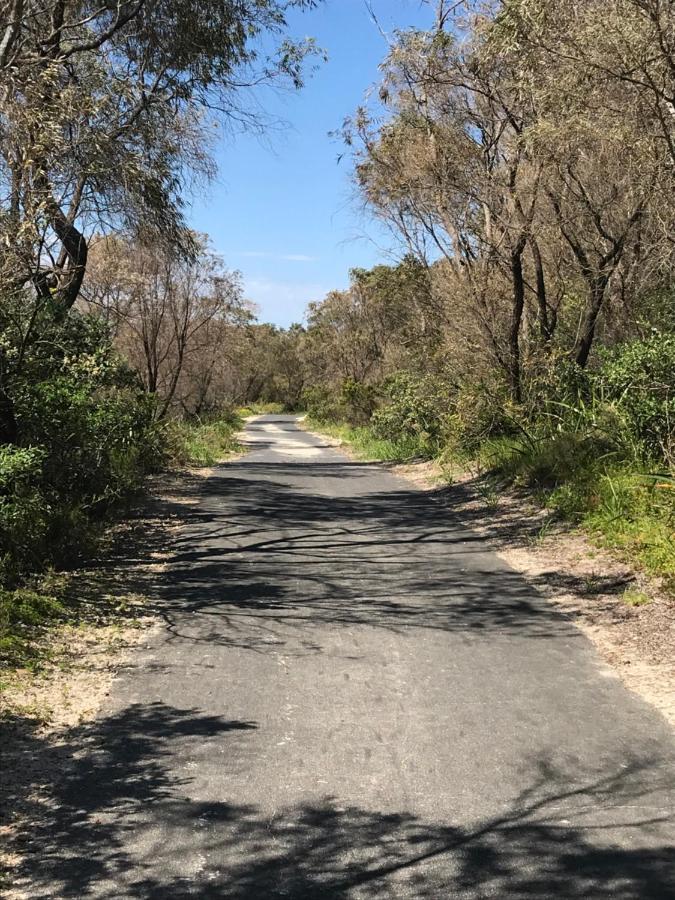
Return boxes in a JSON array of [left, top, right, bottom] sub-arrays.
[[529, 236, 553, 344], [574, 274, 610, 369], [508, 244, 526, 403], [0, 349, 18, 444]]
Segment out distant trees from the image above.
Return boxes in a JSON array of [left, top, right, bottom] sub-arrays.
[[84, 234, 250, 419], [339, 0, 674, 402], [0, 0, 320, 442], [304, 259, 434, 386]]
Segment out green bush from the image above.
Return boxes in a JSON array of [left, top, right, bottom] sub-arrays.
[[371, 372, 451, 455], [0, 308, 163, 586], [0, 447, 49, 586], [340, 378, 378, 426], [302, 379, 379, 427], [164, 414, 242, 467], [444, 382, 520, 456], [520, 352, 591, 424], [18, 378, 160, 503], [301, 385, 343, 423], [596, 334, 675, 460]]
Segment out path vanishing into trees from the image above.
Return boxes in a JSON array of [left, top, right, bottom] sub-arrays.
[[15, 415, 675, 898]]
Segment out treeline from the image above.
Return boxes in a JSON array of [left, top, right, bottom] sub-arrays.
[[0, 0, 319, 650], [290, 1, 675, 581]]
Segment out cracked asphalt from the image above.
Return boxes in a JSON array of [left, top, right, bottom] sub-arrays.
[[14, 415, 675, 898]]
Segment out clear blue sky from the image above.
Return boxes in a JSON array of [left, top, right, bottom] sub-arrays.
[[187, 0, 433, 327]]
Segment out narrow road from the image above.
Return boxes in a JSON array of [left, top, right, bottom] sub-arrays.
[[18, 415, 675, 898]]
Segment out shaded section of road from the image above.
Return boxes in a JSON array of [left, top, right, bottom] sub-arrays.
[[10, 415, 675, 898]]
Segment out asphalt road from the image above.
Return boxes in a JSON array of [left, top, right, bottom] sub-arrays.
[[16, 415, 675, 898]]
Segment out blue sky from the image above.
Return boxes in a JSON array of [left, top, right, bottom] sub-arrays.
[[187, 0, 432, 326]]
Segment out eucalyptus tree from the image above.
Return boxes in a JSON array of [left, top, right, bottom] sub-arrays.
[[350, 0, 673, 409], [85, 233, 247, 419], [0, 0, 319, 309], [0, 0, 320, 440], [353, 17, 544, 400], [491, 0, 671, 368]]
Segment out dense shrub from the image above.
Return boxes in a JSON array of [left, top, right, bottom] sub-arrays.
[[371, 373, 451, 455], [302, 385, 343, 423], [444, 382, 520, 455], [0, 446, 48, 586], [302, 380, 378, 426], [596, 334, 675, 460], [0, 309, 163, 586], [340, 378, 379, 426]]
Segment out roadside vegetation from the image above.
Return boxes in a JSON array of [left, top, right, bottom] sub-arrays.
[[2, 1, 675, 671], [295, 1, 675, 591], [0, 0, 320, 674]]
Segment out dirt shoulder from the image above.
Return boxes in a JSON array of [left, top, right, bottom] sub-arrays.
[[0, 467, 209, 894], [311, 427, 675, 732]]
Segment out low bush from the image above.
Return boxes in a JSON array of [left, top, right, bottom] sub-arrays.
[[0, 446, 49, 587], [595, 333, 675, 462], [302, 380, 379, 426], [302, 385, 343, 423], [164, 413, 243, 467], [444, 382, 521, 457], [0, 309, 164, 587], [371, 372, 452, 456]]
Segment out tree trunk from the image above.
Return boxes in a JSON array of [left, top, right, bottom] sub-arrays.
[[508, 245, 526, 403], [575, 274, 610, 368], [529, 236, 552, 344]]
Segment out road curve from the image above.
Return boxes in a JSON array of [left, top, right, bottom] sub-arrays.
[[16, 415, 675, 898]]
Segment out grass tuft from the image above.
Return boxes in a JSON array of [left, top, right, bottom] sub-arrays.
[[305, 419, 424, 462], [0, 584, 65, 669], [164, 414, 244, 467], [622, 588, 652, 607]]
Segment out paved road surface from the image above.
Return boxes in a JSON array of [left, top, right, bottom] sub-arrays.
[[16, 415, 675, 898]]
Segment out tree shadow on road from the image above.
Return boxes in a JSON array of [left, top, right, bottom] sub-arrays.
[[121, 461, 599, 657], [5, 699, 674, 898], [4, 457, 675, 898]]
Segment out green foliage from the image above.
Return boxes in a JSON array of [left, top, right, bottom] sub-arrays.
[[0, 447, 48, 586], [302, 385, 343, 423], [305, 420, 423, 462], [340, 378, 378, 426], [164, 414, 243, 467], [595, 334, 675, 460], [444, 383, 521, 456], [520, 353, 591, 423], [583, 471, 675, 582], [622, 589, 652, 608], [0, 585, 65, 667], [302, 380, 378, 426], [0, 308, 163, 586], [371, 372, 451, 455]]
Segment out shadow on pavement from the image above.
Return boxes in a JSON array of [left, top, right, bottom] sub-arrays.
[[126, 460, 593, 654], [5, 448, 675, 898], [6, 700, 674, 898]]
